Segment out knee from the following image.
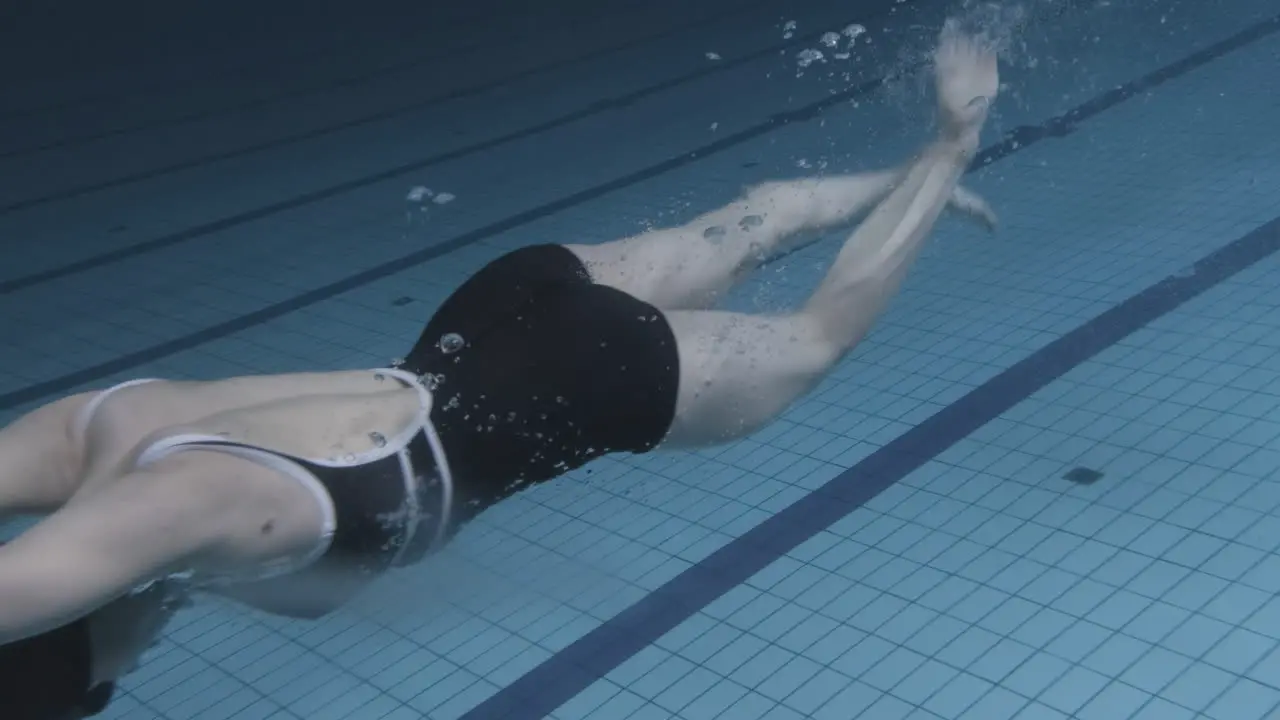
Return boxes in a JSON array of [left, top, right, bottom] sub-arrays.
[[789, 312, 846, 370]]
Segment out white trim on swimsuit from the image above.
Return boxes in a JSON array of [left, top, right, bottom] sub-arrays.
[[79, 369, 455, 586]]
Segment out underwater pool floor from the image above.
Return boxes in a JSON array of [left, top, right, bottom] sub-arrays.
[[2, 0, 1280, 718]]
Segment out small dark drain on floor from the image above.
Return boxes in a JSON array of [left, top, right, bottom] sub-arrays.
[[1064, 467, 1104, 485], [392, 296, 415, 307]]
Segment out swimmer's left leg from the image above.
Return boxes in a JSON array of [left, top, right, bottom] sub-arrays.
[[0, 394, 90, 519], [567, 173, 996, 311], [658, 24, 997, 448]]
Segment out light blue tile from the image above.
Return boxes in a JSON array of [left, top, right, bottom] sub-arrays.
[[727, 644, 796, 690], [956, 686, 1028, 720], [1163, 613, 1234, 658], [921, 671, 993, 717], [1205, 677, 1280, 720], [1122, 600, 1192, 644], [860, 647, 928, 693], [1010, 701, 1070, 720], [812, 681, 882, 720], [778, 668, 851, 717], [1001, 651, 1071, 699], [903, 613, 970, 657], [571, 689, 644, 720], [1075, 680, 1151, 720], [654, 665, 723, 714], [703, 633, 770, 677], [1240, 552, 1280, 593], [936, 625, 1003, 671], [891, 659, 958, 706], [632, 654, 699, 699], [753, 654, 825, 703], [979, 596, 1042, 636], [678, 678, 748, 720], [1183, 585, 1257, 632], [1037, 664, 1110, 715], [1162, 661, 1238, 712]]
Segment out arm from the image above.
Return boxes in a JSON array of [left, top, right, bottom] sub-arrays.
[[0, 468, 212, 645]]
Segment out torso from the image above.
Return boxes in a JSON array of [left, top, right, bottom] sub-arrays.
[[76, 371, 420, 488]]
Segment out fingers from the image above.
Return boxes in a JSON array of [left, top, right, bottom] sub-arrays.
[[950, 185, 999, 233]]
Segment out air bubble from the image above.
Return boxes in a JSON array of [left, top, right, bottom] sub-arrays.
[[369, 432, 387, 448], [703, 225, 727, 240], [842, 23, 866, 40], [739, 215, 764, 229], [433, 192, 456, 205], [439, 332, 465, 354], [796, 49, 824, 68]]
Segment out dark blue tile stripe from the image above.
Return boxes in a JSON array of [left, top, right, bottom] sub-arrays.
[[0, 0, 913, 292], [0, 0, 655, 147], [458, 14, 1280, 720], [0, 0, 761, 212], [0, 7, 928, 412]]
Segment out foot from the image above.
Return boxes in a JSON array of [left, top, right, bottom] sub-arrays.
[[934, 21, 1000, 142], [949, 184, 999, 232]]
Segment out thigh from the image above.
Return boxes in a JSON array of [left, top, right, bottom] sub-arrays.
[[662, 309, 840, 448], [415, 280, 681, 520]]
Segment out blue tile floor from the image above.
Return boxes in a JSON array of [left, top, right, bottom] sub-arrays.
[[2, 0, 1279, 718]]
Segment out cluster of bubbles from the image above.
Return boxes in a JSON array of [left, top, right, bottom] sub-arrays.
[[701, 213, 765, 245], [404, 185, 456, 227], [406, 186, 456, 205], [703, 20, 868, 74], [795, 22, 868, 69]]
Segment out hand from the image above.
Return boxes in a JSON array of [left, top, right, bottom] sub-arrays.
[[934, 21, 1000, 141], [949, 184, 999, 232]]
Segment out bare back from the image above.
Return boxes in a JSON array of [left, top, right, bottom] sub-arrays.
[[77, 370, 421, 486], [70, 371, 424, 592]]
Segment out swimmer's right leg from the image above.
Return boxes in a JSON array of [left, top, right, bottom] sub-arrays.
[[661, 24, 999, 447], [0, 394, 91, 518]]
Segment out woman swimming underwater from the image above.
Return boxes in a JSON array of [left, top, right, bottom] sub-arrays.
[[0, 24, 1000, 692]]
